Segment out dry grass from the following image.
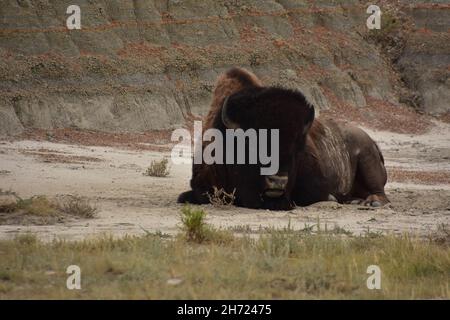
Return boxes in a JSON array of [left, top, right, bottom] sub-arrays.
[[0, 224, 448, 299], [0, 192, 97, 225], [0, 189, 19, 213], [57, 196, 98, 219], [206, 187, 236, 208], [428, 224, 450, 246], [143, 158, 170, 177], [0, 195, 61, 225], [15, 196, 59, 217]]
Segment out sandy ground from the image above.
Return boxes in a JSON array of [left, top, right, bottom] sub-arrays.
[[0, 122, 449, 241]]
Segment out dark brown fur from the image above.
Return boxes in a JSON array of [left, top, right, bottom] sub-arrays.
[[178, 68, 389, 210], [204, 67, 263, 130]]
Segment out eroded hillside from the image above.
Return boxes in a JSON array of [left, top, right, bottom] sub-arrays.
[[0, 0, 449, 135]]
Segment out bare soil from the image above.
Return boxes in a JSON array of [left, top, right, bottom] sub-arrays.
[[0, 121, 449, 241]]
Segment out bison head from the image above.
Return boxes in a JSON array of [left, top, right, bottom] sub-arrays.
[[216, 86, 315, 210]]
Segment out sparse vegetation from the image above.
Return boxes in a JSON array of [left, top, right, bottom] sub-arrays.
[[143, 158, 170, 177], [364, 7, 411, 63], [428, 223, 450, 245], [15, 196, 59, 217], [0, 192, 97, 225], [0, 192, 59, 217], [0, 189, 19, 213], [228, 224, 253, 234], [57, 196, 98, 219], [180, 205, 207, 243], [179, 205, 233, 244], [367, 10, 402, 43], [0, 221, 448, 299], [206, 187, 236, 207]]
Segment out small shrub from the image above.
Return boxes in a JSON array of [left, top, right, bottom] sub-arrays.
[[180, 206, 233, 244], [58, 196, 98, 219], [14, 233, 39, 246], [0, 191, 97, 223], [206, 187, 236, 207], [16, 196, 59, 217], [429, 223, 450, 245], [143, 158, 170, 177], [180, 206, 208, 243], [368, 11, 401, 42], [0, 189, 19, 213]]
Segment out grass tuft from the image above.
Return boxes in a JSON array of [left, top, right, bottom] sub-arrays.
[[57, 196, 98, 218], [0, 192, 97, 224], [13, 233, 39, 246], [15, 196, 59, 217], [143, 158, 170, 177], [0, 189, 19, 213], [179, 205, 233, 244]]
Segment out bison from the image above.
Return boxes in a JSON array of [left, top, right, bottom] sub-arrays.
[[178, 67, 389, 210]]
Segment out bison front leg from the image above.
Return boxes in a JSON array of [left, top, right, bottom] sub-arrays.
[[177, 189, 210, 204], [261, 196, 294, 211], [178, 163, 219, 205]]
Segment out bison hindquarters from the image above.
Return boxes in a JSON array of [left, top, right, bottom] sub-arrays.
[[343, 125, 390, 207]]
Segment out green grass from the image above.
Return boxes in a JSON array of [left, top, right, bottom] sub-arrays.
[[179, 206, 234, 244], [0, 218, 448, 299]]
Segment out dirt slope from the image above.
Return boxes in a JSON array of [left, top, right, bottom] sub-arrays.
[[1, 0, 448, 135]]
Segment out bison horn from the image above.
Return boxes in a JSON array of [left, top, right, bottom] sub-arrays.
[[221, 96, 240, 129]]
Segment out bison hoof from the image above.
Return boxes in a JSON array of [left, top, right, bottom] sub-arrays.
[[327, 194, 338, 202], [369, 200, 382, 207], [362, 200, 383, 207]]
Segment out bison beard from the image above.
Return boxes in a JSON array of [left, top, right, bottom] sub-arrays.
[[178, 67, 389, 210]]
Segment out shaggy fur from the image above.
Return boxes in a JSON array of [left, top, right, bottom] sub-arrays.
[[178, 67, 389, 210], [204, 67, 263, 130]]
